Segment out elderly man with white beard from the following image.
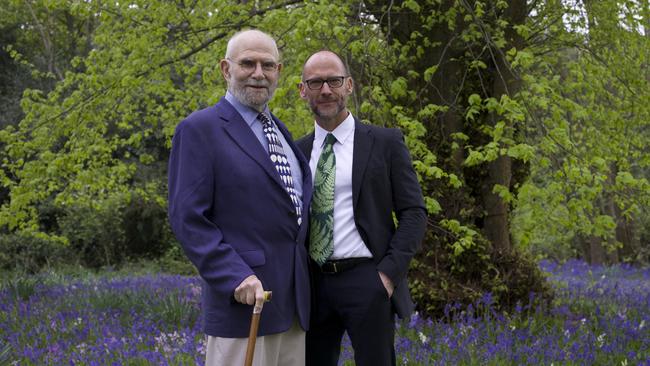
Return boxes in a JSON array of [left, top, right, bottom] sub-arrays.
[[168, 29, 312, 366]]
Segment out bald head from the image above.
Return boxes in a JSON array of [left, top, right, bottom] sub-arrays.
[[225, 29, 279, 61], [299, 50, 354, 130], [302, 50, 349, 80]]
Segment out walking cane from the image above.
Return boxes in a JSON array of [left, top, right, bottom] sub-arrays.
[[244, 290, 272, 366]]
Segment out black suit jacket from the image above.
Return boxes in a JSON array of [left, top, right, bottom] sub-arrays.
[[297, 118, 427, 318]]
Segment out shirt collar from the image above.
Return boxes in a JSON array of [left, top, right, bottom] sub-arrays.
[[225, 91, 270, 128], [314, 112, 355, 148]]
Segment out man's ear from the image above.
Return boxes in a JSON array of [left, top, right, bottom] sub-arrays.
[[345, 77, 354, 94], [219, 59, 230, 80], [298, 82, 307, 99]]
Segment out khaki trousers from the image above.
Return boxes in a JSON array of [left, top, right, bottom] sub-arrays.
[[205, 319, 305, 366]]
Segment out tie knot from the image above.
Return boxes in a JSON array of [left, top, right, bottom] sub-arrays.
[[324, 133, 337, 146], [258, 113, 272, 127]]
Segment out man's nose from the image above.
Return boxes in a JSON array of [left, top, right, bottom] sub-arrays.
[[251, 63, 265, 79], [319, 82, 333, 94]]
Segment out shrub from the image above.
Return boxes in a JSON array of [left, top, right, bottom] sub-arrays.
[[122, 194, 176, 260], [58, 196, 127, 269], [409, 229, 553, 318], [156, 245, 197, 276], [1, 189, 178, 272], [0, 233, 69, 273], [57, 191, 175, 269]]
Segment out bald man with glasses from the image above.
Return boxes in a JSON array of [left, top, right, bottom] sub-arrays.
[[168, 29, 312, 366], [296, 50, 427, 366]]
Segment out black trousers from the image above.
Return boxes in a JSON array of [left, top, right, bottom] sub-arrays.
[[306, 260, 396, 366]]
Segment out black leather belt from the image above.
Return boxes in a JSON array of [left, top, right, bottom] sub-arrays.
[[320, 258, 371, 274]]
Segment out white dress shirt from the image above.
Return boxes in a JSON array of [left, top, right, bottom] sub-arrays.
[[309, 113, 372, 260]]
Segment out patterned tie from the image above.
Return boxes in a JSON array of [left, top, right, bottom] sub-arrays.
[[259, 113, 302, 225], [309, 133, 337, 265]]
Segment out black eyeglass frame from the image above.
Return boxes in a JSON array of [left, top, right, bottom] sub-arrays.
[[302, 76, 348, 90]]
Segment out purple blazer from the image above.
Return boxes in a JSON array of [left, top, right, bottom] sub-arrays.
[[168, 98, 312, 337]]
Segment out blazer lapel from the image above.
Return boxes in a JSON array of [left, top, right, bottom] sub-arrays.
[[218, 100, 286, 191], [352, 119, 373, 210]]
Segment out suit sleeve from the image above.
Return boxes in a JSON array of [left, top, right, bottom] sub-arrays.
[[376, 129, 428, 285], [168, 119, 254, 297]]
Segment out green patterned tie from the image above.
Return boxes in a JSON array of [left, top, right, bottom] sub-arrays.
[[310, 133, 337, 266]]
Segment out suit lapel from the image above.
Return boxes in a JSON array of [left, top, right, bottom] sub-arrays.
[[218, 99, 286, 191], [352, 119, 373, 210], [297, 132, 314, 159]]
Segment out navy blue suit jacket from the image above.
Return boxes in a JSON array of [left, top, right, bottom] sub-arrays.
[[297, 119, 427, 319], [168, 98, 312, 337]]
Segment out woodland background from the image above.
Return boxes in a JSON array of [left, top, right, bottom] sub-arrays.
[[1, 0, 649, 316]]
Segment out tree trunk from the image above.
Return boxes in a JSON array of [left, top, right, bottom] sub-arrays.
[[578, 232, 606, 265], [482, 155, 512, 251], [615, 209, 637, 262], [604, 164, 642, 263], [481, 0, 527, 251], [641, 0, 649, 39], [588, 235, 606, 265]]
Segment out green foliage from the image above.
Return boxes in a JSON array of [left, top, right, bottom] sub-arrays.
[[352, 0, 549, 314], [0, 0, 94, 128], [0, 232, 69, 273], [3, 0, 646, 316], [122, 193, 176, 260], [511, 0, 650, 264], [59, 195, 127, 268], [156, 246, 199, 276], [0, 1, 361, 263], [54, 190, 174, 268], [151, 289, 201, 329], [3, 0, 544, 312], [2, 274, 41, 302], [409, 229, 553, 317]]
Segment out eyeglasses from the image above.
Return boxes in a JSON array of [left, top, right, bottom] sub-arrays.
[[227, 58, 279, 72], [303, 76, 347, 90]]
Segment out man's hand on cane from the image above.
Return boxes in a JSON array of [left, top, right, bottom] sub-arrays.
[[235, 275, 272, 366], [234, 275, 266, 312]]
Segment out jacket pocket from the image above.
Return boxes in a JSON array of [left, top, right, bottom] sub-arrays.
[[238, 249, 266, 267]]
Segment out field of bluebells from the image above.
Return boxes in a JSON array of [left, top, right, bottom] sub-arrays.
[[1, 260, 649, 365]]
